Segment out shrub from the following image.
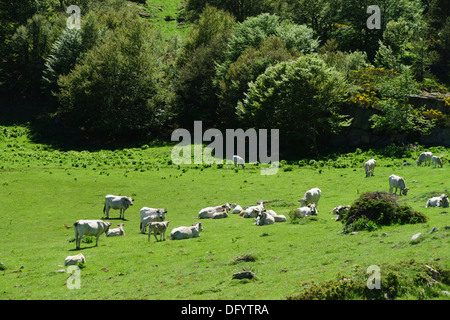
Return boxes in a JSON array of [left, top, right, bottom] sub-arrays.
[[342, 191, 428, 233]]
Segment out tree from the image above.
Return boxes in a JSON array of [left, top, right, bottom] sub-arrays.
[[237, 54, 351, 152]]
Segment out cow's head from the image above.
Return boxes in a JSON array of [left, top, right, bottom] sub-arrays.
[[308, 204, 318, 215], [127, 197, 134, 206], [222, 203, 231, 211], [104, 222, 112, 231], [440, 195, 449, 207], [193, 222, 203, 231], [402, 188, 410, 196], [298, 198, 307, 206]]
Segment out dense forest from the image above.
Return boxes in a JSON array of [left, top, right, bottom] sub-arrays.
[[0, 0, 449, 154]]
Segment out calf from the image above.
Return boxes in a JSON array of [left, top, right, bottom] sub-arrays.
[[106, 223, 125, 237], [364, 159, 376, 177], [298, 188, 321, 207], [103, 195, 134, 219], [148, 221, 169, 242], [170, 222, 203, 240], [425, 194, 449, 208], [432, 156, 443, 168], [64, 220, 111, 249], [389, 174, 409, 196], [416, 152, 433, 166], [140, 207, 167, 233]]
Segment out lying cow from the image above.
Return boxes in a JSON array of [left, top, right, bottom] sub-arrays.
[[432, 156, 443, 168], [230, 203, 243, 214], [140, 207, 167, 233], [103, 195, 134, 219], [298, 188, 321, 207], [416, 152, 433, 166], [425, 194, 449, 208], [212, 211, 229, 219], [148, 221, 169, 242], [171, 222, 203, 240], [241, 202, 264, 218], [389, 174, 409, 196], [106, 223, 125, 237], [255, 210, 275, 226], [64, 220, 111, 249], [294, 204, 318, 218], [198, 203, 230, 219], [233, 155, 245, 169], [262, 209, 286, 222], [64, 253, 86, 266], [331, 205, 350, 221], [364, 159, 376, 177]]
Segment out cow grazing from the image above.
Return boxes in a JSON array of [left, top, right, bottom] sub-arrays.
[[331, 205, 350, 221], [148, 221, 169, 242], [294, 204, 318, 218], [170, 222, 203, 240], [432, 156, 443, 168], [106, 223, 125, 237], [140, 207, 167, 233], [425, 194, 449, 208], [64, 253, 86, 266], [233, 155, 245, 169], [298, 188, 321, 207], [416, 152, 433, 166], [63, 220, 111, 249], [198, 203, 230, 219], [230, 203, 243, 214], [103, 195, 134, 219], [389, 174, 409, 196], [255, 210, 275, 226], [364, 159, 376, 177]]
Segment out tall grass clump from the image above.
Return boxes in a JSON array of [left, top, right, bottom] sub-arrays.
[[341, 191, 428, 233]]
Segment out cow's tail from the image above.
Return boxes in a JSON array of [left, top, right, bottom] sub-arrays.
[[63, 223, 73, 229]]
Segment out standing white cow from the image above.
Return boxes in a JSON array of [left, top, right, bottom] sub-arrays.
[[364, 159, 376, 177], [416, 152, 433, 166], [140, 207, 167, 233], [432, 156, 443, 168], [103, 195, 134, 219], [170, 222, 203, 240], [425, 194, 449, 208], [298, 188, 321, 207], [198, 203, 230, 219], [388, 174, 409, 196], [63, 220, 111, 249], [233, 155, 245, 169]]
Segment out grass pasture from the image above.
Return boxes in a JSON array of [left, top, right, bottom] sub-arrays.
[[0, 125, 449, 300]]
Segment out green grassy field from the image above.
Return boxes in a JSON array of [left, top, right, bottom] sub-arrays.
[[0, 125, 449, 300]]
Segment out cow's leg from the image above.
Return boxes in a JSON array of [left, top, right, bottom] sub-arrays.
[[154, 231, 159, 242], [95, 235, 99, 246], [106, 206, 110, 219]]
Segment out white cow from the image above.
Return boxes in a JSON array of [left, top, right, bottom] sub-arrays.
[[389, 174, 409, 196], [148, 221, 169, 242], [64, 220, 111, 249], [255, 210, 275, 226], [198, 203, 230, 219], [298, 188, 321, 207], [211, 211, 229, 219], [103, 195, 134, 219], [416, 152, 433, 166], [294, 204, 318, 218], [140, 207, 167, 233], [170, 222, 203, 240], [331, 205, 350, 221], [106, 223, 125, 237], [241, 202, 264, 218], [432, 156, 443, 168], [364, 159, 376, 177], [425, 194, 449, 208], [230, 203, 243, 214], [64, 253, 86, 266], [233, 155, 245, 169]]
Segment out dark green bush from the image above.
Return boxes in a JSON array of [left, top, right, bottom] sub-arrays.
[[342, 191, 428, 233]]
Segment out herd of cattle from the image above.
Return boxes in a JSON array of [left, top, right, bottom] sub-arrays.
[[63, 151, 448, 255]]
